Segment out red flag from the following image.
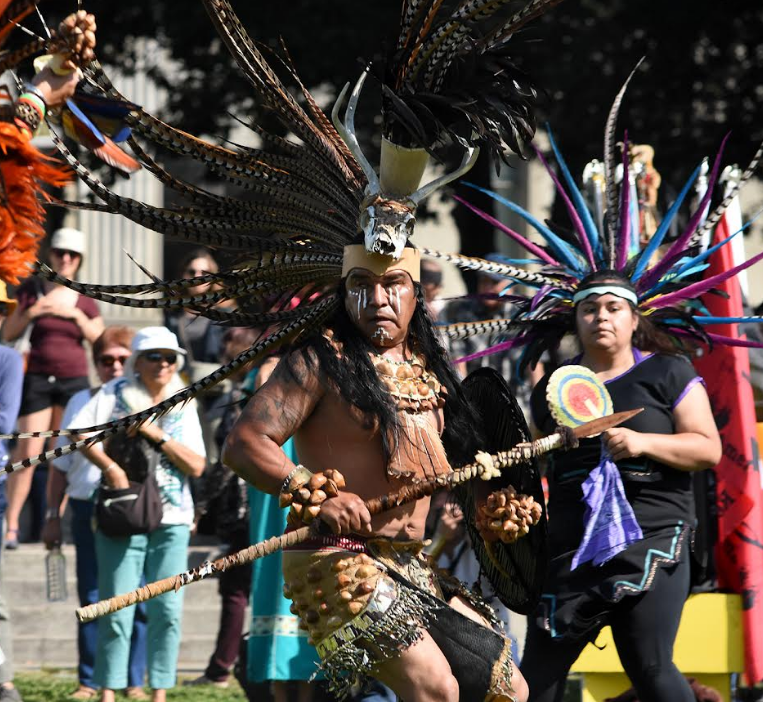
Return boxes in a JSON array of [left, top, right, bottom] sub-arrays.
[[693, 204, 763, 684]]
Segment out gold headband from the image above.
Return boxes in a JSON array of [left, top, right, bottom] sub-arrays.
[[341, 245, 421, 281]]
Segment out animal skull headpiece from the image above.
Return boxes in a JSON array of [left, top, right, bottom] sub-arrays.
[[332, 69, 478, 261]]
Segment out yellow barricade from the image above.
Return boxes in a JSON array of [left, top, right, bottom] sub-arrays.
[[570, 593, 743, 701]]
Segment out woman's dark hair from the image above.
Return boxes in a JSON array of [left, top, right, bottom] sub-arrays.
[[287, 282, 482, 469], [92, 325, 135, 362], [577, 269, 636, 295], [176, 248, 219, 278], [575, 269, 680, 355]]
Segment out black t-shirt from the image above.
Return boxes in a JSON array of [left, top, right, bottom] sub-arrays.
[[531, 352, 702, 556]]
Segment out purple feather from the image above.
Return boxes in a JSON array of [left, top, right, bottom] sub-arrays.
[[530, 285, 553, 313], [531, 145, 596, 270], [670, 327, 763, 349], [441, 292, 526, 304], [703, 331, 763, 348], [452, 195, 561, 266], [615, 134, 631, 271], [453, 336, 523, 365], [645, 247, 763, 309], [638, 134, 730, 291]]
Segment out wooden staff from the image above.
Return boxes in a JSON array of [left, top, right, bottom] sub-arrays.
[[76, 408, 640, 622]]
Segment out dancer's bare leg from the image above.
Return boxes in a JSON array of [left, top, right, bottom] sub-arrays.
[[374, 630, 460, 702]]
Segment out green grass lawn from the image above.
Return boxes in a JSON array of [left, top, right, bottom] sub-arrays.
[[15, 672, 249, 702], [15, 670, 584, 702]]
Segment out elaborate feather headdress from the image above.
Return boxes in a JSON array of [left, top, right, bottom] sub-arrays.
[[437, 67, 763, 371], [0, 2, 134, 283], [6, 0, 563, 466], [0, 0, 72, 285]]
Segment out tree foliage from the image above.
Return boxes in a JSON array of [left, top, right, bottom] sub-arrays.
[[528, 0, 763, 184], [80, 0, 763, 175], [85, 0, 402, 140]]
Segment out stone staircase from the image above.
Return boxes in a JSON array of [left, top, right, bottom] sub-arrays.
[[3, 543, 224, 672]]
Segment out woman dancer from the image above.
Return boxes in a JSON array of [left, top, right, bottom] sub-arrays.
[[521, 270, 721, 702]]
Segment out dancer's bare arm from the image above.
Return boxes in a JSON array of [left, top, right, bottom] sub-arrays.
[[223, 351, 324, 493]]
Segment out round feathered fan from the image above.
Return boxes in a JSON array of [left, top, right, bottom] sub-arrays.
[[458, 367, 547, 614]]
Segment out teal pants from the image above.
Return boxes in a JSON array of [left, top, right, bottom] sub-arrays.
[[94, 524, 190, 690]]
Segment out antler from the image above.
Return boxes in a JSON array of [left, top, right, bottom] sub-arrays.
[[331, 69, 380, 194], [408, 145, 479, 205]]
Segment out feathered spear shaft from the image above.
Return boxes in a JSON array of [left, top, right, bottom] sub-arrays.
[[75, 409, 640, 623]]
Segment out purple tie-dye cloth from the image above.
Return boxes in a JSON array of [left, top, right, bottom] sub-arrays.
[[571, 448, 643, 570]]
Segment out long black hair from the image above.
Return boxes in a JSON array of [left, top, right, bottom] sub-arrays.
[[287, 282, 482, 469]]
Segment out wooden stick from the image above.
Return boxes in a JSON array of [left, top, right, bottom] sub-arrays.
[[76, 408, 641, 622]]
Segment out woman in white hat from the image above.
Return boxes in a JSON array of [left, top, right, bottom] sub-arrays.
[[2, 228, 103, 548], [73, 326, 206, 702]]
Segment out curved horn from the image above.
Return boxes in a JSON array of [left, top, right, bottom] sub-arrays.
[[331, 70, 380, 193], [408, 146, 480, 206]]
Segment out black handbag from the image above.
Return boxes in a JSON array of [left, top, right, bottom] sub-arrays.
[[95, 433, 164, 537]]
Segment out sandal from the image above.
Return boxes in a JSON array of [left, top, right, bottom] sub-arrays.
[[4, 529, 18, 550], [124, 688, 149, 701], [70, 686, 98, 700]]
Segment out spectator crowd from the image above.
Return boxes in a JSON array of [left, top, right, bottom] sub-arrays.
[[0, 239, 533, 702]]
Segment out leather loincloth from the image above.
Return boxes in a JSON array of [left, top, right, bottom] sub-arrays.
[[282, 535, 516, 701]]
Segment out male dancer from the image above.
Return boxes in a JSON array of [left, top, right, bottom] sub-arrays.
[[224, 244, 530, 702]]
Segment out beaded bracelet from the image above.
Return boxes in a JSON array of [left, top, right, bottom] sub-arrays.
[[13, 89, 47, 137], [22, 83, 48, 109]]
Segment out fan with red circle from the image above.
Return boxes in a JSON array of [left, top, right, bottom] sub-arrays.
[[546, 365, 613, 434]]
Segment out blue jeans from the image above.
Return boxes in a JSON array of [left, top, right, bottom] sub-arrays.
[[94, 524, 190, 690], [71, 498, 147, 689], [353, 680, 397, 702]]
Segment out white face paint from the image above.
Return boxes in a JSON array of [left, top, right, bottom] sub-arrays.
[[344, 269, 416, 348], [371, 327, 393, 345], [348, 289, 361, 322], [347, 287, 370, 324], [390, 286, 401, 315]]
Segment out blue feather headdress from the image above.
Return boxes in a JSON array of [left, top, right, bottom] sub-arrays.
[[431, 71, 763, 369]]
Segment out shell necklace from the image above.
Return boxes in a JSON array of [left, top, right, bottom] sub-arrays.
[[371, 353, 446, 414]]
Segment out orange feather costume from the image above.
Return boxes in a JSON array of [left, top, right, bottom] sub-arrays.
[[0, 0, 71, 284]]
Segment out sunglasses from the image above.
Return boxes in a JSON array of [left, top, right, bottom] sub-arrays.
[[51, 248, 81, 259], [141, 351, 178, 365], [185, 268, 208, 277], [97, 354, 130, 368]]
